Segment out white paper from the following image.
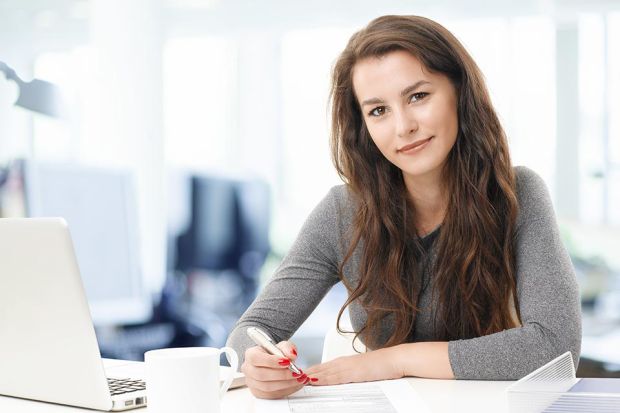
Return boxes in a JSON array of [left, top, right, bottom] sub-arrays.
[[255, 379, 431, 413]]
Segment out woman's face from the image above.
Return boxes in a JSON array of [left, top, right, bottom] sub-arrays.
[[352, 50, 459, 182]]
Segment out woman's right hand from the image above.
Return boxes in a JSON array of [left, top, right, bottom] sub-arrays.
[[241, 341, 310, 399]]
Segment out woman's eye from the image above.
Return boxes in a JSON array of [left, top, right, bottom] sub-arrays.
[[409, 92, 429, 102], [369, 106, 386, 117]]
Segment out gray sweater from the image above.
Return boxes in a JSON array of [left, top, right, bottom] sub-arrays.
[[226, 166, 582, 380]]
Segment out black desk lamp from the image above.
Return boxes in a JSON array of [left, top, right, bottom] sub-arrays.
[[0, 60, 69, 193], [0, 60, 67, 119]]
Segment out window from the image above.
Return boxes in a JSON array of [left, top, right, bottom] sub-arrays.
[[163, 37, 238, 171]]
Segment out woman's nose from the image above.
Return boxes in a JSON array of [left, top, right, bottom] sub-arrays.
[[395, 109, 418, 138]]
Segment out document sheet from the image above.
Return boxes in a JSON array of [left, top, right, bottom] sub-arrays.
[[255, 379, 431, 413]]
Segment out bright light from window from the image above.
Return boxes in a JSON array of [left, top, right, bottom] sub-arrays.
[[163, 37, 238, 171], [280, 27, 354, 236]]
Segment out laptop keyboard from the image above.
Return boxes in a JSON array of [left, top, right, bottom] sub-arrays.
[[107, 378, 146, 396]]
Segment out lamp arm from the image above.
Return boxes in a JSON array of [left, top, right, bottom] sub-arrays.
[[0, 61, 23, 84]]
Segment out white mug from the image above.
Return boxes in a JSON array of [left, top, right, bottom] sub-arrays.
[[145, 346, 239, 413]]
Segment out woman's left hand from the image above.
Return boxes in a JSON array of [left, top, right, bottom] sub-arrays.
[[304, 347, 403, 386]]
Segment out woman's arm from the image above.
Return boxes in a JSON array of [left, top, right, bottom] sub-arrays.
[[226, 187, 345, 363], [394, 342, 454, 378], [307, 342, 453, 385], [447, 167, 581, 379], [226, 187, 347, 399]]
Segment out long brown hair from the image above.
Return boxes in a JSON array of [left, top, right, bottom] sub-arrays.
[[330, 15, 521, 349]]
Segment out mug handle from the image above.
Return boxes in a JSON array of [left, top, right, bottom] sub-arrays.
[[218, 346, 239, 398]]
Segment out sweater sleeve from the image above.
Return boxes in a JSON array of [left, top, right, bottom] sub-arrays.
[[447, 166, 582, 380], [226, 187, 343, 364]]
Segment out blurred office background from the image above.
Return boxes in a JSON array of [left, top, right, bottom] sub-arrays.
[[0, 0, 619, 375]]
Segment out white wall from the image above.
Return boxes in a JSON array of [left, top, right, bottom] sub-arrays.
[[1, 0, 619, 301]]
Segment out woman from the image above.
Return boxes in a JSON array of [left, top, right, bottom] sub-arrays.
[[226, 15, 581, 399]]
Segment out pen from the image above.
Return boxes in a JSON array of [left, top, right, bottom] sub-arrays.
[[246, 327, 302, 375]]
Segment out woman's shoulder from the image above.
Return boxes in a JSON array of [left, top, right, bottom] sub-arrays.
[[513, 165, 555, 224], [514, 166, 550, 198], [297, 184, 357, 259], [326, 183, 356, 206], [514, 165, 545, 188], [305, 184, 356, 227], [316, 184, 358, 223]]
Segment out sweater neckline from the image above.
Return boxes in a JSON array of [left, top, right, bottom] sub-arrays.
[[420, 225, 441, 240], [419, 225, 441, 248]]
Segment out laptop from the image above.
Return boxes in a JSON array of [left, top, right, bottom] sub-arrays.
[[0, 218, 243, 411]]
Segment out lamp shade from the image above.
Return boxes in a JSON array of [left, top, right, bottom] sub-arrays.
[[0, 60, 67, 118]]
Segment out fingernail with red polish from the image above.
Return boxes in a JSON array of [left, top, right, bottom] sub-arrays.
[[292, 372, 301, 378], [296, 375, 307, 383], [278, 358, 290, 366], [304, 377, 310, 384], [310, 378, 318, 382]]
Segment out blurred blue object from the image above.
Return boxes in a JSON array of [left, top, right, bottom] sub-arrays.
[[236, 179, 272, 283], [176, 176, 239, 271], [162, 174, 271, 347], [175, 175, 270, 303], [0, 60, 67, 118]]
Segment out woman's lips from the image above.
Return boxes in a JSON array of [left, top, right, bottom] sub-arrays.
[[398, 136, 433, 153]]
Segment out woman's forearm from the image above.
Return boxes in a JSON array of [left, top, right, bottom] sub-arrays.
[[387, 342, 455, 379]]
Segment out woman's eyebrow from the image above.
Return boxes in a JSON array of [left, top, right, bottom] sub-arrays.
[[400, 80, 431, 97], [360, 80, 431, 107]]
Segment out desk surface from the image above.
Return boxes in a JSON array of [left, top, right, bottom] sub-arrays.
[[0, 378, 514, 413]]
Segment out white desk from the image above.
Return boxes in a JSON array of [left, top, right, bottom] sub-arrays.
[[0, 378, 514, 413]]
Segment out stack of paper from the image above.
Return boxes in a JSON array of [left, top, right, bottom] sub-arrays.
[[507, 352, 620, 412]]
